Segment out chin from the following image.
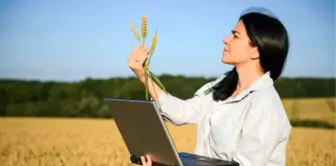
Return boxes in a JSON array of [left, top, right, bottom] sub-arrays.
[[221, 57, 234, 65], [222, 52, 233, 64]]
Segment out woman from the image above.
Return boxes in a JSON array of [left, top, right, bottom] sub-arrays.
[[127, 7, 292, 166]]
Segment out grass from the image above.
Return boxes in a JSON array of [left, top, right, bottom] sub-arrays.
[[0, 117, 335, 166]]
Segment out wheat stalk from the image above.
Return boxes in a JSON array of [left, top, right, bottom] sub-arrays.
[[129, 15, 167, 100], [141, 15, 149, 99], [144, 30, 158, 99]]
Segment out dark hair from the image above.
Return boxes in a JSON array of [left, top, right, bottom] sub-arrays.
[[206, 12, 289, 101]]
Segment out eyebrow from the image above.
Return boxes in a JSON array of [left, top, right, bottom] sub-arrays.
[[231, 30, 240, 35]]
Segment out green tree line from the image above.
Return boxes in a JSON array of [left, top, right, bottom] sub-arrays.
[[0, 74, 334, 121]]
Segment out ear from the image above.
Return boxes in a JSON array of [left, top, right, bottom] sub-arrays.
[[250, 46, 259, 60]]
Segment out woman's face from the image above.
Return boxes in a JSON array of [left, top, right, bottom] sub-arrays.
[[221, 20, 258, 66]]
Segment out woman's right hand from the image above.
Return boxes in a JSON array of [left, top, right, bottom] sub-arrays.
[[127, 44, 150, 82], [127, 44, 163, 100]]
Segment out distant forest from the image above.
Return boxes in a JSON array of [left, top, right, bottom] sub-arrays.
[[0, 74, 334, 118]]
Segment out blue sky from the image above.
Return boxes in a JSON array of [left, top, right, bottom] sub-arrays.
[[0, 0, 335, 81]]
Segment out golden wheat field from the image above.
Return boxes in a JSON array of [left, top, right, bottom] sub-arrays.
[[283, 97, 335, 125], [0, 117, 335, 166], [0, 98, 335, 166]]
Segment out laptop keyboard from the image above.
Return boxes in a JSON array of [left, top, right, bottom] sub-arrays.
[[129, 153, 239, 166], [179, 152, 239, 166], [182, 158, 217, 166]]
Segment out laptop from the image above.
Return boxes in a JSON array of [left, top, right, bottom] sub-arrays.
[[104, 97, 240, 166]]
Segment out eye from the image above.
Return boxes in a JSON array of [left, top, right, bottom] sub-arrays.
[[231, 30, 239, 39]]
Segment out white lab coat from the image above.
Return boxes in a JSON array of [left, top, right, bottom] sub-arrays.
[[156, 72, 292, 166]]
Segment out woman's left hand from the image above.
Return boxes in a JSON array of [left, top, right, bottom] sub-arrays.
[[141, 155, 152, 166]]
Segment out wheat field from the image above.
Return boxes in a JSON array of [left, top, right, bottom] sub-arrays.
[[0, 117, 335, 166], [283, 98, 335, 125]]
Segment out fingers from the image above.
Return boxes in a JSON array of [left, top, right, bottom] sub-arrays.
[[129, 45, 149, 59], [127, 44, 150, 71], [146, 155, 152, 166], [131, 45, 149, 63], [141, 156, 146, 166], [140, 155, 152, 166], [139, 45, 150, 58], [138, 44, 149, 54], [139, 51, 149, 63]]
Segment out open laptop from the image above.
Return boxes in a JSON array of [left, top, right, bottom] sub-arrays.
[[104, 97, 239, 166]]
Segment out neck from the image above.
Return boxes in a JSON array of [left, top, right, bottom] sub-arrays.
[[235, 64, 265, 91]]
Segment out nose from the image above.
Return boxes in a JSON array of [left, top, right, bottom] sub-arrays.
[[223, 35, 231, 45]]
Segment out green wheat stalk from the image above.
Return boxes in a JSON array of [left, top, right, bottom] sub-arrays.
[[129, 15, 168, 100]]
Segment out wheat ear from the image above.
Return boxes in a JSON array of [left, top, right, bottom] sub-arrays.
[[146, 29, 158, 68], [128, 23, 141, 42], [141, 15, 148, 44]]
